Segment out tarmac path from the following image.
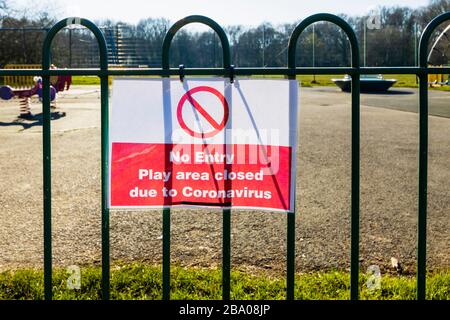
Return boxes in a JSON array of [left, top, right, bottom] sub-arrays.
[[0, 85, 448, 275]]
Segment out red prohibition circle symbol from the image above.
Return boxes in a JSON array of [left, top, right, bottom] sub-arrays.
[[177, 86, 229, 138]]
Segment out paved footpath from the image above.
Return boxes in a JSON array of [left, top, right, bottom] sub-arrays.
[[0, 85, 448, 274]]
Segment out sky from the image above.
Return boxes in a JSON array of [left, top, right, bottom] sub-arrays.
[[11, 0, 431, 27]]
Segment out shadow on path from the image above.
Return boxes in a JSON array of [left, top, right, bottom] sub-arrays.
[[361, 89, 415, 95], [0, 112, 66, 131]]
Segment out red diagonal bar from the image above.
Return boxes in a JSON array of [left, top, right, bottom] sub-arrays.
[[185, 93, 222, 130]]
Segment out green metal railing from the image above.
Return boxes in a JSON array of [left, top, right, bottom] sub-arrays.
[[0, 12, 449, 301], [41, 17, 110, 301], [287, 13, 361, 300], [161, 15, 233, 301]]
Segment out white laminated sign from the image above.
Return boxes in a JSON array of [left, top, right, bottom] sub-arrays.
[[109, 78, 298, 212]]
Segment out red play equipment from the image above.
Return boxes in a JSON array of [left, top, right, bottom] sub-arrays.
[[0, 65, 72, 120]]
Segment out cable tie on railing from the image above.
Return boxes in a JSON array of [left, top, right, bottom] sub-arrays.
[[179, 64, 185, 82], [229, 65, 235, 83]]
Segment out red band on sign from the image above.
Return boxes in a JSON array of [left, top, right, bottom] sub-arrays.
[[110, 142, 292, 211], [177, 86, 229, 138]]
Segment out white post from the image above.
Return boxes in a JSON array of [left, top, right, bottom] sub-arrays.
[[414, 23, 418, 67], [363, 19, 367, 68], [262, 24, 265, 68], [312, 24, 316, 82]]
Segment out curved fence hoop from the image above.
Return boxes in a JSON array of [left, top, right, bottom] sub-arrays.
[[419, 11, 450, 67], [41, 17, 110, 301], [42, 17, 108, 70], [416, 10, 450, 301], [162, 15, 231, 70], [288, 13, 360, 70], [288, 13, 361, 301], [160, 15, 233, 300]]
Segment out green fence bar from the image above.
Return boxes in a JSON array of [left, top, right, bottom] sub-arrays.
[[162, 207, 171, 300], [222, 208, 231, 300], [100, 71, 110, 300], [350, 73, 361, 300], [0, 11, 445, 301], [42, 51, 52, 302], [161, 15, 233, 300], [42, 17, 109, 300], [1, 66, 450, 77], [288, 13, 361, 300], [417, 72, 428, 301], [417, 11, 450, 301]]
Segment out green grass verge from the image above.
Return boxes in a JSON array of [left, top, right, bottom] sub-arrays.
[[72, 76, 102, 85], [0, 264, 448, 300], [72, 74, 450, 91], [297, 74, 450, 91]]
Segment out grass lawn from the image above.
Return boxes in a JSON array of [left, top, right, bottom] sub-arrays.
[[0, 264, 448, 300], [297, 74, 450, 91], [71, 76, 104, 85], [71, 74, 450, 91]]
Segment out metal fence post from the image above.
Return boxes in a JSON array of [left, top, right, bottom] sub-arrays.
[[161, 15, 232, 300], [42, 17, 109, 300], [350, 72, 360, 300], [288, 13, 360, 300], [417, 11, 450, 301]]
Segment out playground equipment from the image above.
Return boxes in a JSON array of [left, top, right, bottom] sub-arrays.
[[0, 76, 56, 119], [426, 22, 449, 87], [332, 74, 397, 92], [428, 65, 449, 86], [1, 64, 71, 120], [3, 64, 42, 88]]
